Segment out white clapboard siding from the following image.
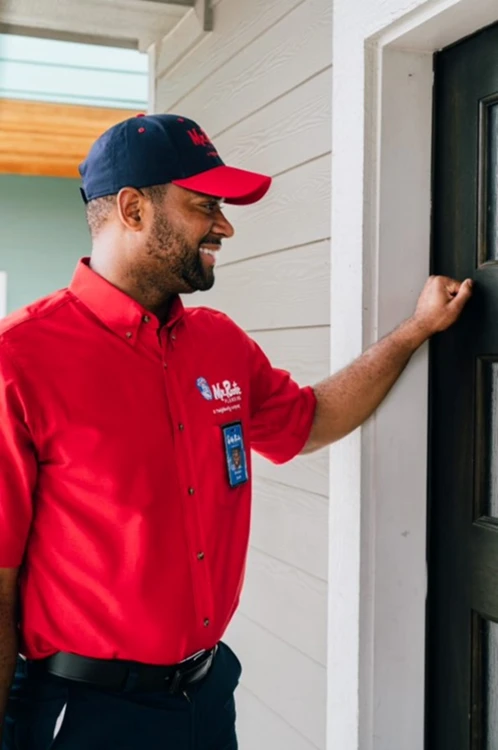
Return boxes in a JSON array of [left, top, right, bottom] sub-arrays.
[[252, 451, 329, 498], [250, 326, 330, 497], [251, 477, 328, 581], [217, 156, 331, 265], [215, 67, 332, 176], [158, 0, 332, 136], [248, 326, 329, 496], [200, 241, 330, 330], [236, 685, 320, 750], [226, 615, 326, 749], [239, 547, 327, 665], [156, 0, 305, 105], [249, 327, 329, 385]]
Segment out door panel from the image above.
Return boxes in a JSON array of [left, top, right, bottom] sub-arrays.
[[428, 21, 498, 750]]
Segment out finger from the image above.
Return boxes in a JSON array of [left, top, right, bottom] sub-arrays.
[[449, 278, 473, 311], [444, 279, 461, 296]]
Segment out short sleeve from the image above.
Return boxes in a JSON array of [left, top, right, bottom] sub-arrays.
[[0, 346, 37, 567], [248, 337, 316, 464]]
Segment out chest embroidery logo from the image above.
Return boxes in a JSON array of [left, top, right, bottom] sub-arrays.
[[196, 377, 243, 413], [196, 377, 213, 401], [212, 381, 242, 402]]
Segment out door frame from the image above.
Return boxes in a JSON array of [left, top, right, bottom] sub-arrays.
[[330, 1, 498, 748]]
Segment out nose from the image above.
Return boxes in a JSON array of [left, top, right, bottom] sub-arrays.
[[213, 208, 235, 239]]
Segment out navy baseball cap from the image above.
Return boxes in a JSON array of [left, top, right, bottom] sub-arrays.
[[79, 113, 272, 206]]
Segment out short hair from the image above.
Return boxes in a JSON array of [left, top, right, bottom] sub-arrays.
[[85, 184, 169, 237]]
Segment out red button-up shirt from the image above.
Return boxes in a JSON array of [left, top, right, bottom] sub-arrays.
[[0, 259, 316, 664]]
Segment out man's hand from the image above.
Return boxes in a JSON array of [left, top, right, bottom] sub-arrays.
[[302, 274, 474, 452], [411, 275, 473, 338]]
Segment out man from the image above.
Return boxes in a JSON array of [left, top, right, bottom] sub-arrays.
[[0, 114, 472, 749]]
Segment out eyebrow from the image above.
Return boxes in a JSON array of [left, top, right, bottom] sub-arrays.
[[192, 193, 224, 203]]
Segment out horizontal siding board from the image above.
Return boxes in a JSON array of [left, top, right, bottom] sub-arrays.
[[249, 327, 329, 385], [226, 615, 326, 748], [215, 67, 332, 176], [236, 685, 320, 750], [252, 450, 329, 498], [250, 477, 328, 580], [198, 240, 330, 330], [155, 0, 305, 110], [217, 155, 331, 265], [154, 9, 209, 79], [158, 0, 332, 136], [239, 547, 327, 664]]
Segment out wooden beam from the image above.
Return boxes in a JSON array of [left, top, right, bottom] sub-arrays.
[[0, 100, 138, 179]]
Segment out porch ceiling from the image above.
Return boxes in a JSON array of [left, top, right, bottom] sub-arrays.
[[0, 0, 194, 51]]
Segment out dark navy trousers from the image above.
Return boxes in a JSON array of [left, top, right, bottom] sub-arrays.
[[2, 643, 240, 750]]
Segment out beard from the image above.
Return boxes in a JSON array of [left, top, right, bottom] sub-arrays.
[[133, 209, 216, 302]]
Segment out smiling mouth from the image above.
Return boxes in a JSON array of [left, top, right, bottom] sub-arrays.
[[199, 246, 219, 266]]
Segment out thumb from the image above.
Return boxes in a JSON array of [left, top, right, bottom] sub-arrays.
[[450, 279, 473, 312]]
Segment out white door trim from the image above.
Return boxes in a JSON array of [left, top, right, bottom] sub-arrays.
[[329, 1, 498, 748]]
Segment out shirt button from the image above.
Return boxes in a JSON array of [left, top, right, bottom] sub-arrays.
[[171, 333, 176, 341], [179, 423, 184, 431], [163, 363, 168, 369], [188, 487, 195, 495], [125, 332, 132, 339], [197, 551, 205, 560], [142, 315, 150, 323], [203, 618, 210, 627]]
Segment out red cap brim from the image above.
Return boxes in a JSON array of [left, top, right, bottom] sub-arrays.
[[172, 165, 271, 205]]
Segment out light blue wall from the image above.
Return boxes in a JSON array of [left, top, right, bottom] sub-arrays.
[[0, 175, 90, 314], [0, 34, 148, 109]]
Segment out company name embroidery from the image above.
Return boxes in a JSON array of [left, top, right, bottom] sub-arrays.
[[212, 380, 242, 402]]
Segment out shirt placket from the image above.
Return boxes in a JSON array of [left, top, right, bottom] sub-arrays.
[[160, 324, 215, 638]]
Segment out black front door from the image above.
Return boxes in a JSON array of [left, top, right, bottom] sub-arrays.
[[428, 20, 498, 750]]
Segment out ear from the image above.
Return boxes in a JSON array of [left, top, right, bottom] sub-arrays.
[[116, 188, 147, 232]]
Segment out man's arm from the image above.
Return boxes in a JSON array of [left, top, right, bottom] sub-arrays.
[[0, 568, 19, 744], [303, 275, 473, 453]]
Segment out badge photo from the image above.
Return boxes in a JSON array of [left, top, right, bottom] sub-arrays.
[[221, 422, 249, 488]]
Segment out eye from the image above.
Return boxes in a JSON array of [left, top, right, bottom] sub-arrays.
[[202, 200, 221, 214]]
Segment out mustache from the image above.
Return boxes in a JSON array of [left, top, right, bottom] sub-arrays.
[[199, 236, 222, 246]]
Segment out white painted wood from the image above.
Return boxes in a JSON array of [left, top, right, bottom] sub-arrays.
[[154, 8, 208, 79], [239, 546, 327, 665], [155, 0, 305, 110], [0, 273, 7, 319], [198, 241, 330, 330], [364, 48, 433, 750], [215, 67, 332, 177], [160, 0, 332, 135], [252, 451, 328, 499], [249, 327, 329, 386], [236, 685, 319, 750], [0, 0, 187, 51], [226, 615, 326, 749], [251, 477, 328, 581], [330, 1, 498, 748], [215, 156, 331, 265], [248, 327, 330, 496]]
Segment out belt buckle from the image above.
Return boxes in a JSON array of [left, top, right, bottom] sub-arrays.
[[168, 668, 182, 694]]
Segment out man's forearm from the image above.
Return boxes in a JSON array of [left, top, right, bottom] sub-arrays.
[[304, 317, 428, 451], [0, 608, 17, 743]]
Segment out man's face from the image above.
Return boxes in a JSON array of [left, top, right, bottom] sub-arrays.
[[134, 185, 234, 300], [232, 448, 242, 468]]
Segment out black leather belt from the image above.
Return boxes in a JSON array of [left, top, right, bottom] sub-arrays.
[[29, 646, 217, 694]]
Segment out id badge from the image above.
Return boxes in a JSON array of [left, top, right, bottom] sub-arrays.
[[222, 422, 249, 488]]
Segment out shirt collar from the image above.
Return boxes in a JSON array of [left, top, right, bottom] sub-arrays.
[[69, 258, 185, 341]]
